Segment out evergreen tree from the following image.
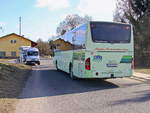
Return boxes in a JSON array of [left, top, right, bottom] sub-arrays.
[[114, 0, 150, 66]]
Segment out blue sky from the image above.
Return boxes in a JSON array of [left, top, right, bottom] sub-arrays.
[[0, 0, 116, 41]]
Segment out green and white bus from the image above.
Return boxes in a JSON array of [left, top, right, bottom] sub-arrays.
[[53, 21, 134, 79]]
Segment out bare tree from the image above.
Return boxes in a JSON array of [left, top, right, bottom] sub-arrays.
[[56, 14, 92, 35], [36, 39, 51, 56]]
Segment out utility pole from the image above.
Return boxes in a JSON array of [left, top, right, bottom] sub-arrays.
[[0, 26, 4, 33], [19, 16, 22, 35]]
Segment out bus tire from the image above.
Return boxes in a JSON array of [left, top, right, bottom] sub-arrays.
[[69, 64, 77, 80], [56, 61, 59, 71]]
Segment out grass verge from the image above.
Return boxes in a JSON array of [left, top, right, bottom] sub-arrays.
[[134, 68, 150, 75], [0, 63, 31, 113], [0, 59, 13, 62]]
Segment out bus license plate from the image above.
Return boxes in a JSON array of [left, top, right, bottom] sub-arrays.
[[106, 64, 117, 67]]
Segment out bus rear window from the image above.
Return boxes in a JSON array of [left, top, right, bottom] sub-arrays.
[[90, 22, 131, 43]]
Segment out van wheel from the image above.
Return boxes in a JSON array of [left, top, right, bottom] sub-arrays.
[[38, 62, 40, 65], [25, 62, 28, 65], [69, 64, 77, 80]]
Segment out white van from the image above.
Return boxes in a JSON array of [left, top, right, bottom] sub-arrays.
[[19, 47, 40, 65]]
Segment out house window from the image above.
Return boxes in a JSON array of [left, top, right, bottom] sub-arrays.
[[14, 40, 16, 43], [0, 51, 6, 57], [10, 40, 17, 44], [11, 52, 16, 57]]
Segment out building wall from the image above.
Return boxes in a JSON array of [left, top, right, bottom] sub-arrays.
[[0, 34, 31, 57]]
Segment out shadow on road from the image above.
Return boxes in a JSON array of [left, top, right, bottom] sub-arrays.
[[18, 69, 119, 99], [111, 89, 150, 105]]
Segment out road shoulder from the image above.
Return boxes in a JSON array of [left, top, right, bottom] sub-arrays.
[[0, 63, 31, 113]]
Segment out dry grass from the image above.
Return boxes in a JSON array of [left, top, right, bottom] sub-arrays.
[[42, 56, 51, 58], [0, 63, 31, 113], [0, 99, 17, 113], [0, 59, 13, 62], [134, 68, 150, 74]]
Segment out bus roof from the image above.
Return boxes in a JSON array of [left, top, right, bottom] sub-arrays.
[[54, 21, 131, 40], [68, 21, 131, 34], [89, 21, 131, 25]]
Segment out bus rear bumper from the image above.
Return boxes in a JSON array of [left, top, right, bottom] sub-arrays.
[[78, 75, 132, 79], [79, 71, 133, 79]]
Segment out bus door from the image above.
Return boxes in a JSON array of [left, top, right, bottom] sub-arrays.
[[72, 32, 78, 76], [72, 31, 85, 77]]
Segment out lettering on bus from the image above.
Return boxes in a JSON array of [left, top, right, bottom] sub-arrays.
[[93, 55, 102, 62], [102, 71, 122, 74], [95, 48, 128, 52], [106, 60, 118, 67]]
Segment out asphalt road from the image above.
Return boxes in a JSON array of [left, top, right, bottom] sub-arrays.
[[15, 59, 150, 113]]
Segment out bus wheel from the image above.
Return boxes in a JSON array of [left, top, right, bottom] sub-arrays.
[[70, 65, 77, 80], [56, 61, 59, 70]]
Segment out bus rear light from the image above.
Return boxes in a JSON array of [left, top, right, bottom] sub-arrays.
[[131, 57, 134, 69], [85, 58, 91, 70]]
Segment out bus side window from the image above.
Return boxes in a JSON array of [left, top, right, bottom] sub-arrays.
[[73, 24, 87, 50]]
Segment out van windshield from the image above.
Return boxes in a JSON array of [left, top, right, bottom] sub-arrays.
[[27, 51, 38, 56], [90, 22, 131, 43]]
